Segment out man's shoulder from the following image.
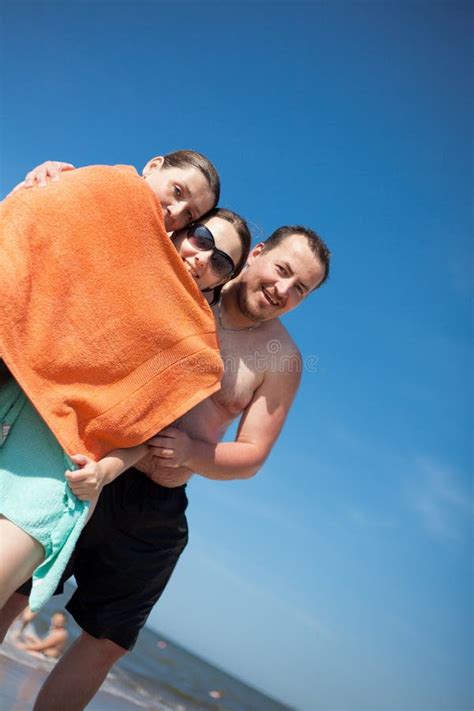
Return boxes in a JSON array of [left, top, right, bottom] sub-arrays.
[[48, 629, 67, 643], [258, 319, 302, 385], [262, 318, 301, 358]]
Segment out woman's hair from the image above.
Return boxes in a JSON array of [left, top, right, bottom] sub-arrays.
[[163, 150, 221, 208], [202, 207, 251, 304]]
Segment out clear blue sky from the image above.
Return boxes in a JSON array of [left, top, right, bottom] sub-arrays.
[[2, 2, 472, 709]]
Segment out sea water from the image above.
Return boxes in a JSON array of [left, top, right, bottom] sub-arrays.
[[1, 582, 294, 711]]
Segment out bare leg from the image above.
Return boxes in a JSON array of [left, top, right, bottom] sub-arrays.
[[0, 591, 28, 642], [33, 631, 126, 711], [0, 516, 44, 608]]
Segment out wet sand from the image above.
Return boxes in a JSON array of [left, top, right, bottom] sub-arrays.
[[0, 652, 147, 711]]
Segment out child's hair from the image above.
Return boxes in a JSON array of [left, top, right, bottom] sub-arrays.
[[162, 150, 220, 208]]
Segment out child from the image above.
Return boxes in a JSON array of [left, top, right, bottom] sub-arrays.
[[0, 157, 251, 611]]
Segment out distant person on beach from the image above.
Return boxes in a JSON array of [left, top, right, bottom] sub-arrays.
[[16, 611, 69, 659], [0, 152, 251, 612], [209, 689, 224, 699], [1, 161, 331, 711], [10, 606, 38, 644]]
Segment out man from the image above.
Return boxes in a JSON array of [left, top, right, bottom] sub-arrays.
[[17, 611, 69, 660], [1, 168, 330, 709]]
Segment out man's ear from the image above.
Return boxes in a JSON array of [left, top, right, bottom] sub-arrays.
[[246, 242, 266, 265], [142, 156, 165, 177]]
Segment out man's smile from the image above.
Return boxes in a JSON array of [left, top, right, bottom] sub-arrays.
[[261, 286, 279, 307]]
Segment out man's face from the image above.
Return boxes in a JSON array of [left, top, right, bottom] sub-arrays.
[[143, 157, 215, 232], [51, 613, 66, 628], [172, 216, 243, 292], [236, 234, 326, 322]]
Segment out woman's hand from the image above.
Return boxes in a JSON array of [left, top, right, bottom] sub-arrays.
[[65, 454, 105, 501], [147, 427, 193, 468], [24, 160, 75, 187]]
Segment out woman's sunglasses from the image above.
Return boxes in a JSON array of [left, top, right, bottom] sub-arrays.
[[187, 223, 235, 279]]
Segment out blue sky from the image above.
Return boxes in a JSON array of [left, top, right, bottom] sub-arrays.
[[1, 1, 472, 709]]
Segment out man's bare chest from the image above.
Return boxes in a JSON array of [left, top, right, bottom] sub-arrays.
[[215, 329, 272, 414]]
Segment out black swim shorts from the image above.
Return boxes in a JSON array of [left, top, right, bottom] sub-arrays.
[[18, 467, 188, 650]]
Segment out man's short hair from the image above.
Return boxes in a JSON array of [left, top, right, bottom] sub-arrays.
[[163, 150, 220, 208], [262, 225, 331, 289], [52, 610, 67, 621]]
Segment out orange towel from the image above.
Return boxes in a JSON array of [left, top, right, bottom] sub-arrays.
[[0, 165, 222, 459]]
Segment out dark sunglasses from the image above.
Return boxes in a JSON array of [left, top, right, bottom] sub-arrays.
[[187, 223, 235, 279]]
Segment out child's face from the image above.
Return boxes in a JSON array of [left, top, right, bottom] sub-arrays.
[[143, 157, 215, 232], [172, 216, 244, 291]]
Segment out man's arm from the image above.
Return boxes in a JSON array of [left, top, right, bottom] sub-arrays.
[[25, 629, 66, 652], [9, 161, 75, 194], [149, 352, 302, 480]]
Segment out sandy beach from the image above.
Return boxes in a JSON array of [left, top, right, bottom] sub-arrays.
[[0, 649, 154, 711], [0, 584, 291, 711], [0, 641, 176, 711]]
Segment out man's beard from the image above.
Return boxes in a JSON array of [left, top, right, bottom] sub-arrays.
[[236, 281, 266, 323]]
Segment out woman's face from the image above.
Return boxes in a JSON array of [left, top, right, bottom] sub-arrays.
[[172, 216, 244, 291]]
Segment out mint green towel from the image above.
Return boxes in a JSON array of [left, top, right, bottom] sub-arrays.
[[0, 378, 89, 611]]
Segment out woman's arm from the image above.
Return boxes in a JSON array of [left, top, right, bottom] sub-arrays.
[[24, 629, 65, 652], [10, 161, 76, 195]]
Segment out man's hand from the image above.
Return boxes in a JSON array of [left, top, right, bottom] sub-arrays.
[[65, 454, 105, 500], [10, 160, 75, 194], [147, 427, 193, 468]]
